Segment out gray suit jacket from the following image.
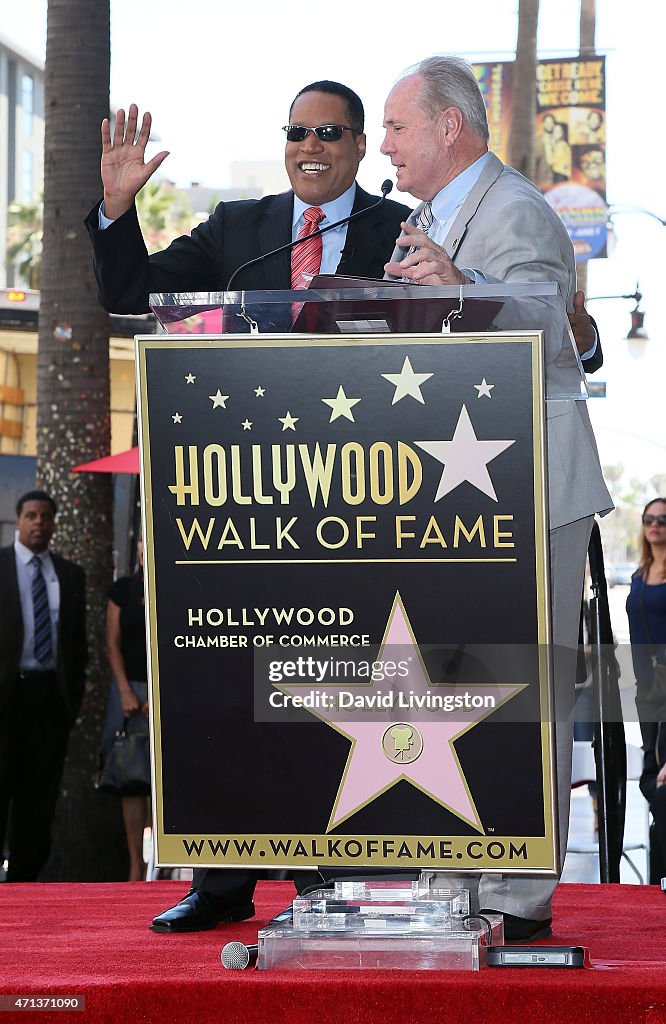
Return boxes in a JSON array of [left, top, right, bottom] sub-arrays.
[[387, 153, 612, 530]]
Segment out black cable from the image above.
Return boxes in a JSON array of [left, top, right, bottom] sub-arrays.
[[225, 180, 394, 291], [462, 913, 493, 947]]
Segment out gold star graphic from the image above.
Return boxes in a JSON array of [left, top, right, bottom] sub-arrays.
[[209, 389, 229, 409], [278, 411, 299, 431], [382, 356, 433, 405], [322, 385, 361, 422]]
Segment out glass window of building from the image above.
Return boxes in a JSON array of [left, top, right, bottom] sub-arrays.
[[21, 150, 33, 203], [22, 74, 34, 135]]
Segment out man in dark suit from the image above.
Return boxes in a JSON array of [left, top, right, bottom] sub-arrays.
[[0, 490, 86, 881], [85, 80, 412, 933], [85, 81, 412, 310], [84, 78, 601, 933]]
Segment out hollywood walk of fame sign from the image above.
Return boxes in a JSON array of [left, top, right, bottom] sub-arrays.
[[136, 329, 557, 874]]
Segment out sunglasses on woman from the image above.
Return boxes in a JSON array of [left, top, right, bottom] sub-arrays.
[[282, 124, 356, 142], [642, 513, 666, 527]]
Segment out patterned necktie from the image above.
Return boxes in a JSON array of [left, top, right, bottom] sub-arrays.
[[408, 201, 434, 256], [291, 207, 325, 289], [31, 555, 53, 665]]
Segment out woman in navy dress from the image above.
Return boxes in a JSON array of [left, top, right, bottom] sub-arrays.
[[626, 498, 666, 879]]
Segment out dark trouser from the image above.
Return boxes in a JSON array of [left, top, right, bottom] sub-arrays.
[[191, 867, 324, 901], [650, 787, 666, 882], [191, 864, 420, 902], [0, 672, 70, 882], [641, 774, 666, 882]]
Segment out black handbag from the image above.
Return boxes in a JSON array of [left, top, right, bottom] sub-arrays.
[[94, 716, 151, 796]]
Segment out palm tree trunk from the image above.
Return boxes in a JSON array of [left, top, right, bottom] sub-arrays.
[[38, 0, 127, 881], [576, 0, 596, 292], [509, 0, 540, 183], [580, 0, 596, 52]]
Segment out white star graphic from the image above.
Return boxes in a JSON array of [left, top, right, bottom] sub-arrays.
[[208, 389, 229, 409], [241, 419, 252, 430], [278, 411, 299, 431], [172, 413, 182, 424], [322, 385, 361, 423], [414, 405, 515, 501], [184, 373, 196, 384], [254, 386, 266, 397], [474, 378, 494, 398], [382, 356, 434, 405]]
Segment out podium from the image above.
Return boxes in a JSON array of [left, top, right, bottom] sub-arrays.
[[135, 283, 588, 876]]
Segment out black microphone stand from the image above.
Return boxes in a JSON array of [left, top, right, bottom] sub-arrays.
[[587, 520, 626, 882], [226, 181, 394, 292]]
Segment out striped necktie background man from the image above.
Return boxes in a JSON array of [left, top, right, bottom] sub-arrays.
[[30, 555, 53, 665]]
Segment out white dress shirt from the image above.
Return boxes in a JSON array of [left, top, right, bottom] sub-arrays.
[[291, 181, 355, 275], [14, 539, 59, 672]]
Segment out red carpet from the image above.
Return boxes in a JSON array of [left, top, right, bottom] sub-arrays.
[[1, 881, 666, 1022]]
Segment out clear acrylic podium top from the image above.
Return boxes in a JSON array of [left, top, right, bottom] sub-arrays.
[[148, 281, 588, 401]]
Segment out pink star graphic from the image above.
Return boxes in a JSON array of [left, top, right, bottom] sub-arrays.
[[277, 594, 525, 832]]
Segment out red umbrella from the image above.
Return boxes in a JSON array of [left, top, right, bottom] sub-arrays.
[[72, 447, 140, 474]]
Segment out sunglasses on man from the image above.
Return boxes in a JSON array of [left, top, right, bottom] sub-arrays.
[[282, 124, 356, 143], [642, 513, 666, 527]]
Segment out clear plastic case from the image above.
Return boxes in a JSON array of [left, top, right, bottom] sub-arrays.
[[258, 878, 502, 971]]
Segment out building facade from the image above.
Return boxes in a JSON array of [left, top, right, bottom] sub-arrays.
[[0, 288, 150, 458], [0, 34, 44, 290]]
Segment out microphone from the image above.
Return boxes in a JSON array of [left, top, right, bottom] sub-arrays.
[[221, 941, 258, 970], [226, 180, 394, 291], [220, 904, 294, 970]]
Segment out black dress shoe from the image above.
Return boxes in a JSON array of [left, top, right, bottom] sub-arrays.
[[481, 909, 552, 943], [150, 888, 255, 933]]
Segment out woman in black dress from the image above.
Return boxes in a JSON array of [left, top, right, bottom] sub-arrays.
[[106, 537, 150, 881]]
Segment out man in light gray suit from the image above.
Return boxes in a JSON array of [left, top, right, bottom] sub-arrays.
[[382, 55, 613, 941]]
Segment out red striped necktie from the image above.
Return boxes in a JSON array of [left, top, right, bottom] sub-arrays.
[[291, 206, 325, 289]]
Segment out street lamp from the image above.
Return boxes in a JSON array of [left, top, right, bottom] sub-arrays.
[[602, 204, 666, 340], [587, 284, 648, 341], [607, 204, 666, 228]]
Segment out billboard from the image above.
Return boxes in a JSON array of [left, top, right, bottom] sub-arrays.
[[475, 56, 608, 261]]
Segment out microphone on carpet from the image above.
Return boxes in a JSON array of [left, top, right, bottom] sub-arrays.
[[225, 180, 394, 291], [221, 941, 259, 970], [220, 904, 294, 969]]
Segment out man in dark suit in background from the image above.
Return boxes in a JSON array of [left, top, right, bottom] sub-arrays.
[[0, 491, 86, 881]]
